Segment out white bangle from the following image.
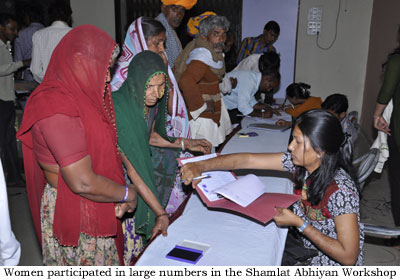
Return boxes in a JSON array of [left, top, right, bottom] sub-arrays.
[[181, 138, 185, 150], [120, 185, 129, 203], [298, 219, 309, 233]]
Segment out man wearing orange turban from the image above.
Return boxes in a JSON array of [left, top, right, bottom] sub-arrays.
[[156, 0, 197, 67], [161, 0, 197, 9]]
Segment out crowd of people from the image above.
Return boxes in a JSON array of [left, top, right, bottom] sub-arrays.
[[1, 0, 398, 268]]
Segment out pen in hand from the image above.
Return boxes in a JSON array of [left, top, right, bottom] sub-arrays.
[[182, 174, 211, 183]]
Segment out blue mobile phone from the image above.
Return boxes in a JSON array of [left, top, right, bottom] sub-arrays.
[[166, 245, 203, 264]]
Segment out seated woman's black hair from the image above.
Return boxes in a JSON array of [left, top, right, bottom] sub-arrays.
[[286, 82, 311, 100], [293, 109, 358, 205]]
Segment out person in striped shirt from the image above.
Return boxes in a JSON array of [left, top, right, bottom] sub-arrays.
[[236, 20, 280, 64]]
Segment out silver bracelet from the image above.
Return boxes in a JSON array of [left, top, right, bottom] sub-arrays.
[[181, 138, 185, 150]]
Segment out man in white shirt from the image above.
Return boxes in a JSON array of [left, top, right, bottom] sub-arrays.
[[0, 13, 29, 187], [31, 2, 72, 83], [223, 69, 280, 124]]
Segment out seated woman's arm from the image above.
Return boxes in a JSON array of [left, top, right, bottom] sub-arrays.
[[181, 152, 286, 185], [274, 209, 359, 265], [119, 153, 169, 237]]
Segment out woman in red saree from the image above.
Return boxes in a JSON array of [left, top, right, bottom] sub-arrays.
[[17, 25, 137, 265]]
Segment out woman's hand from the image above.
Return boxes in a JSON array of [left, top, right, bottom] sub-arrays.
[[374, 115, 391, 135], [152, 213, 169, 238], [185, 139, 212, 154], [180, 162, 203, 187], [273, 207, 304, 228], [114, 201, 135, 218], [276, 119, 291, 127], [114, 184, 137, 218]]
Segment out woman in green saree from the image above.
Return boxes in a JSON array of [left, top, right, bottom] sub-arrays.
[[113, 51, 204, 264]]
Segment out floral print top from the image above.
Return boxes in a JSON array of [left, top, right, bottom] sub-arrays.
[[282, 152, 364, 266]]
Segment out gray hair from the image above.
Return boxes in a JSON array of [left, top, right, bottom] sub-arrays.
[[199, 15, 230, 37]]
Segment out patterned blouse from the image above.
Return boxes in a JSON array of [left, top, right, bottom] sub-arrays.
[[282, 152, 364, 266]]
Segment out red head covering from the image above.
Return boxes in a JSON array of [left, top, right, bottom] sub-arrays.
[[17, 25, 125, 263]]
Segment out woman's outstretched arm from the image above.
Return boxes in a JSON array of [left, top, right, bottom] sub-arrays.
[[181, 152, 285, 186]]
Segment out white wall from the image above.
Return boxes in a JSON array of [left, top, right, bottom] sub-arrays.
[[296, 0, 373, 117], [70, 0, 115, 40], [242, 0, 299, 99]]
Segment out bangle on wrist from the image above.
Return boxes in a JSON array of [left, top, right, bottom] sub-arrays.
[[120, 185, 129, 203], [178, 137, 182, 149], [155, 213, 168, 220], [181, 138, 185, 150], [298, 219, 309, 233]]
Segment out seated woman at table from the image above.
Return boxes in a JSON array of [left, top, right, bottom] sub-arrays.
[[276, 82, 322, 126], [181, 109, 363, 266]]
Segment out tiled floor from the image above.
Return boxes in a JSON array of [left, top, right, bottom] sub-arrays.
[[5, 130, 400, 265]]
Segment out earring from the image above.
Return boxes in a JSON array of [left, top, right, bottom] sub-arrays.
[[317, 154, 321, 159], [159, 87, 165, 99]]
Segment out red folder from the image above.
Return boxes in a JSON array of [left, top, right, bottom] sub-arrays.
[[196, 185, 300, 224]]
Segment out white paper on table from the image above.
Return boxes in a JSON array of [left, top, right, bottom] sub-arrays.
[[197, 171, 237, 202], [214, 174, 266, 207]]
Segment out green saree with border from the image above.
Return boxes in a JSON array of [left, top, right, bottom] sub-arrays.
[[113, 51, 180, 240]]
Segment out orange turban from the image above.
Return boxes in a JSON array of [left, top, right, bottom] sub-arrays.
[[187, 11, 216, 37], [161, 0, 197, 10]]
